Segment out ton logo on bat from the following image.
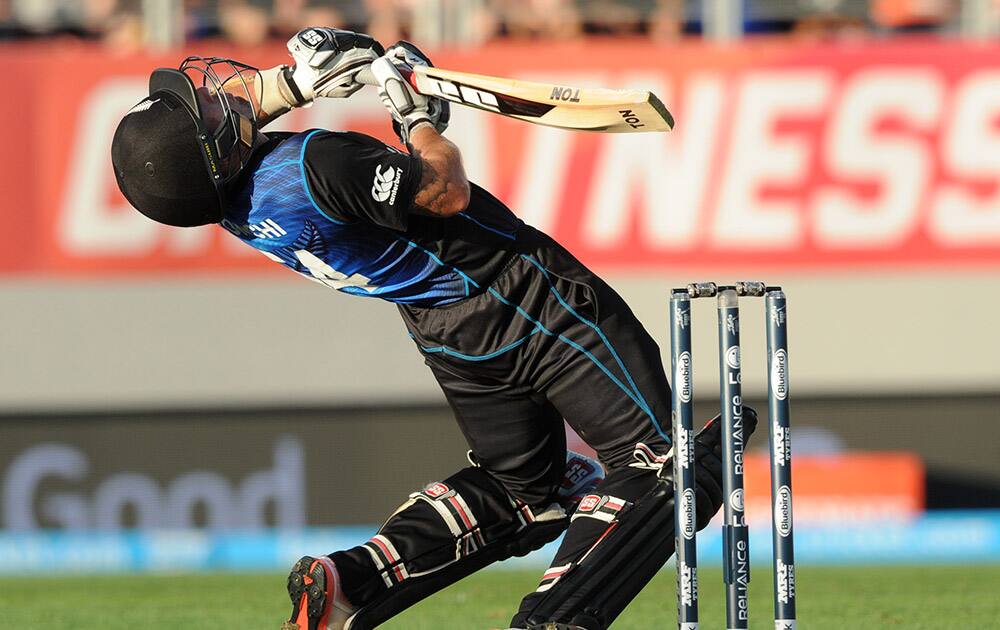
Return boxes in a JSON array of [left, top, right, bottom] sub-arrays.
[[618, 109, 644, 129], [550, 86, 581, 102]]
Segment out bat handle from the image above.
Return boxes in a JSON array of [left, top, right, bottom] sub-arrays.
[[354, 65, 417, 90], [355, 66, 375, 86]]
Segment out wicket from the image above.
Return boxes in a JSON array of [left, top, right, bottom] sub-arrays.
[[668, 282, 796, 630]]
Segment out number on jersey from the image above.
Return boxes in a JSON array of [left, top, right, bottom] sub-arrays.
[[263, 249, 377, 293]]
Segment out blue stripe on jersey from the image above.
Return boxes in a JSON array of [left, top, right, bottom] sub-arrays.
[[222, 130, 470, 306]]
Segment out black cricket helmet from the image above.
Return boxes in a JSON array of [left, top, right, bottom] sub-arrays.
[[111, 57, 261, 227]]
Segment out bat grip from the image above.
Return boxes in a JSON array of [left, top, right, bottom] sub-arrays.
[[354, 65, 417, 90], [355, 66, 375, 86]]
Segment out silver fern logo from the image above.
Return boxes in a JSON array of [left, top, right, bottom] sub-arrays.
[[127, 98, 159, 114]]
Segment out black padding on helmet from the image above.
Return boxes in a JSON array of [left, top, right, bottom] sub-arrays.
[[111, 92, 222, 227], [149, 68, 201, 121]]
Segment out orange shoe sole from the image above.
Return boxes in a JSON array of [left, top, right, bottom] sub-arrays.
[[285, 556, 336, 630]]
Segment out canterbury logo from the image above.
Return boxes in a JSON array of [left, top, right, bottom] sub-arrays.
[[371, 164, 401, 204]]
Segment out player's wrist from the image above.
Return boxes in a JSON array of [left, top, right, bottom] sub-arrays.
[[256, 65, 310, 119], [396, 117, 432, 144], [278, 65, 311, 107], [406, 118, 434, 134]]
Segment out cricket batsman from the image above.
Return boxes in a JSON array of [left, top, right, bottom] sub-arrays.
[[110, 28, 756, 630]]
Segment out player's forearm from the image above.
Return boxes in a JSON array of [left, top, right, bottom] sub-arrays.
[[409, 125, 471, 217], [228, 65, 309, 128]]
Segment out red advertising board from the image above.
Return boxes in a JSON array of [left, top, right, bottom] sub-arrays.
[[2, 39, 1000, 276], [743, 451, 925, 524]]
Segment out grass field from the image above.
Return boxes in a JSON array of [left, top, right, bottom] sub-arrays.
[[4, 565, 999, 629]]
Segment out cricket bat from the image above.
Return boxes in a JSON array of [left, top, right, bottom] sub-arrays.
[[355, 65, 674, 133]]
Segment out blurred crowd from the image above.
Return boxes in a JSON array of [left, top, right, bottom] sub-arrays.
[[0, 0, 977, 51]]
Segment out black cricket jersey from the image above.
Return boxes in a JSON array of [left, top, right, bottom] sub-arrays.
[[221, 129, 521, 306]]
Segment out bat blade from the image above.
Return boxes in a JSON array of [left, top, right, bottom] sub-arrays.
[[411, 66, 674, 133]]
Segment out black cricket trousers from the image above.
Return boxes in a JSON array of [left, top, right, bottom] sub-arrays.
[[397, 225, 673, 505]]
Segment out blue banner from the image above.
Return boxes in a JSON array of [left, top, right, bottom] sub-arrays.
[[1, 511, 998, 574]]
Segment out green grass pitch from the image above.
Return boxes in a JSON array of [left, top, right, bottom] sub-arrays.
[[3, 565, 999, 628]]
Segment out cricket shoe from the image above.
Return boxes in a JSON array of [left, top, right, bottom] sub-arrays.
[[282, 555, 354, 630]]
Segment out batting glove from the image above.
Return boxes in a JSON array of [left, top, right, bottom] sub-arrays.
[[371, 42, 450, 143], [369, 55, 435, 143], [691, 406, 758, 529], [286, 27, 384, 103], [385, 41, 450, 138]]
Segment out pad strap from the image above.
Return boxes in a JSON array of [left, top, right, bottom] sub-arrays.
[[362, 535, 410, 587], [339, 467, 569, 630], [629, 442, 669, 471], [570, 494, 628, 524], [412, 482, 487, 559], [514, 469, 676, 630]]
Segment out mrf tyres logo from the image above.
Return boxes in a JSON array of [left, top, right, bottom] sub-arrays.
[[371, 164, 402, 204], [776, 559, 796, 605], [774, 423, 791, 466], [678, 560, 697, 607], [674, 426, 693, 471]]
